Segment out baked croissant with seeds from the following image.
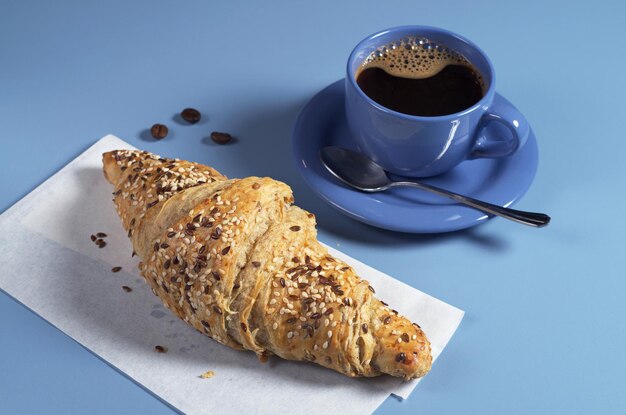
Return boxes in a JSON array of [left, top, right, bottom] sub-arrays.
[[102, 149, 431, 380]]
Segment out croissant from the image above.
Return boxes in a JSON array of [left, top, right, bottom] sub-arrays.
[[102, 149, 431, 380]]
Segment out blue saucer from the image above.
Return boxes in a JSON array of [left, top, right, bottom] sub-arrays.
[[292, 80, 539, 233]]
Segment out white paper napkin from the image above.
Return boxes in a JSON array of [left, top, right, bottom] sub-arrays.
[[0, 135, 464, 414]]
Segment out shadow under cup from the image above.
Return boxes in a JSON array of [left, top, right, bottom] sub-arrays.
[[345, 26, 507, 178]]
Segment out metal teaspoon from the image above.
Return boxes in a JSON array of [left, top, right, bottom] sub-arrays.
[[320, 146, 550, 228]]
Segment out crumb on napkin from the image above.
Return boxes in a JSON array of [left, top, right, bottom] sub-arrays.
[[199, 370, 215, 379]]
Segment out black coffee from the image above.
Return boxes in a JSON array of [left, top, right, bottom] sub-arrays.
[[355, 37, 485, 117]]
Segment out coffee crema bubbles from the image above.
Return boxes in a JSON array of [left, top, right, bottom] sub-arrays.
[[357, 37, 483, 82]]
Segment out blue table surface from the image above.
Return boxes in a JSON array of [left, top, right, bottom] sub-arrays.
[[1, 1, 625, 414]]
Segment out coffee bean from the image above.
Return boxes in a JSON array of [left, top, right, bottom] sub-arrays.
[[181, 108, 201, 124], [210, 131, 233, 145], [150, 124, 168, 139]]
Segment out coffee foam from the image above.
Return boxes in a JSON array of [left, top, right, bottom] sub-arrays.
[[357, 36, 484, 85]]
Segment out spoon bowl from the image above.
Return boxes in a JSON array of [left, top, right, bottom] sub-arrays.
[[320, 147, 392, 191]]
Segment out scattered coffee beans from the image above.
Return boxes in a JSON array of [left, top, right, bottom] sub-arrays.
[[210, 131, 233, 145], [181, 108, 201, 124], [150, 124, 168, 139]]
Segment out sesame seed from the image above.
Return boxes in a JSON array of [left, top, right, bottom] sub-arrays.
[[322, 341, 329, 349], [272, 322, 278, 330], [122, 286, 132, 292], [327, 330, 332, 338], [111, 266, 122, 273], [412, 334, 418, 340], [287, 331, 294, 339]]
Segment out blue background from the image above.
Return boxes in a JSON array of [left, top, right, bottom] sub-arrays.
[[1, 1, 625, 414]]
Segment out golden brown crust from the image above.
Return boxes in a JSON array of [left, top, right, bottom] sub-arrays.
[[103, 149, 431, 380]]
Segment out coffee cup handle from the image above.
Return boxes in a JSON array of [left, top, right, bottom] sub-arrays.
[[469, 98, 530, 159]]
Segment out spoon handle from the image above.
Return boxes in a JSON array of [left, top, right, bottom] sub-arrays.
[[390, 181, 550, 227]]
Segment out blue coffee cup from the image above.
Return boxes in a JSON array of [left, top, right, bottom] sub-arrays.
[[345, 26, 529, 177]]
